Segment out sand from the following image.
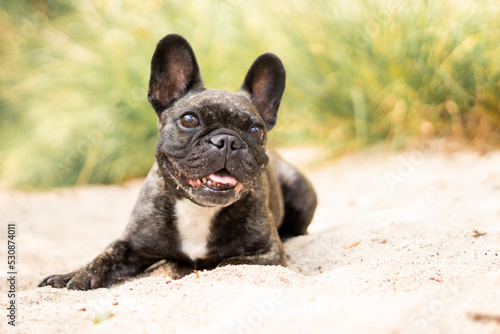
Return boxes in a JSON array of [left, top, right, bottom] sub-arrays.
[[1, 144, 499, 333]]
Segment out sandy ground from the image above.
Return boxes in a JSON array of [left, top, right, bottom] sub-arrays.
[[1, 143, 500, 333]]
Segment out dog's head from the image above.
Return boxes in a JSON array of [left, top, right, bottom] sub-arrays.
[[147, 34, 286, 207]]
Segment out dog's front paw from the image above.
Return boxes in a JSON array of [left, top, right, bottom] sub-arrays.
[[39, 269, 102, 290], [38, 273, 74, 289]]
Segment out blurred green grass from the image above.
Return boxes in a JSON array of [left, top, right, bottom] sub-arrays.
[[1, 0, 500, 188]]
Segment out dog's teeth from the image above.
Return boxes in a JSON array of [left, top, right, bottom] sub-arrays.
[[207, 180, 213, 186], [202, 178, 207, 183]]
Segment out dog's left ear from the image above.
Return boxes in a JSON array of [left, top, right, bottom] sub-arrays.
[[240, 53, 286, 131], [148, 34, 203, 114]]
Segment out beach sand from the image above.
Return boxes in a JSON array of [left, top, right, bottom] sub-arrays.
[[1, 145, 499, 333]]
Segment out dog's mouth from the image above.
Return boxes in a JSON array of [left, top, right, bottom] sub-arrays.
[[183, 169, 245, 193], [170, 163, 245, 194]]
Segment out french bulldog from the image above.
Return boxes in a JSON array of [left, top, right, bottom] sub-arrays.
[[39, 34, 317, 290]]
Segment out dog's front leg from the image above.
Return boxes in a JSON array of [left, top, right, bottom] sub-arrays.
[[217, 232, 287, 267], [39, 239, 159, 290]]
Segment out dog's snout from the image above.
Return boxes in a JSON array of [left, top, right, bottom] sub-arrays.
[[210, 134, 242, 151]]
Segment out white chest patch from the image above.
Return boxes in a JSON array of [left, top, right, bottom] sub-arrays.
[[175, 199, 220, 261]]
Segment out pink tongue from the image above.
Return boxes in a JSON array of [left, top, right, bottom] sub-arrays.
[[208, 170, 237, 185]]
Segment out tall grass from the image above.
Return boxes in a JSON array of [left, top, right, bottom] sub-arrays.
[[1, 0, 499, 188], [271, 0, 500, 151]]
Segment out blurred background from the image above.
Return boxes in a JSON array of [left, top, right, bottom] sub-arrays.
[[1, 0, 499, 189]]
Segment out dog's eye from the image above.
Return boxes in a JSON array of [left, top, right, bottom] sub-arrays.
[[249, 126, 264, 140], [179, 114, 200, 129]]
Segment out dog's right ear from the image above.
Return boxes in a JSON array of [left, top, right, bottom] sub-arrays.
[[240, 53, 286, 131], [148, 34, 203, 113]]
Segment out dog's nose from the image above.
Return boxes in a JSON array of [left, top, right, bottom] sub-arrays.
[[210, 134, 242, 152]]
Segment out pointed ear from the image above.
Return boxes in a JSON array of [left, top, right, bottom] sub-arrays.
[[148, 34, 203, 113], [240, 53, 286, 131]]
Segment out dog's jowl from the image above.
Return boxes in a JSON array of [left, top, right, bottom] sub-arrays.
[[39, 34, 317, 290]]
